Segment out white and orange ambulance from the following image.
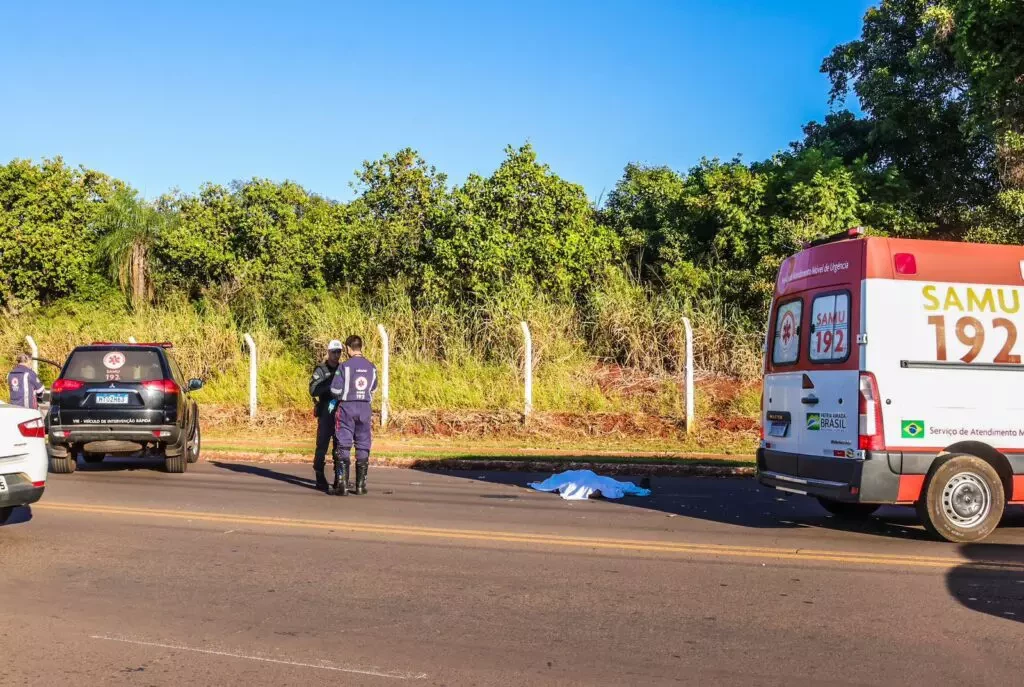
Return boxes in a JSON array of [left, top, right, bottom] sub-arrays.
[[759, 227, 1024, 542]]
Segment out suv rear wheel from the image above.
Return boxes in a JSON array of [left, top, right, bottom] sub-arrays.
[[164, 453, 187, 473], [0, 506, 13, 525], [49, 454, 77, 474], [916, 453, 1005, 543], [186, 418, 201, 464], [164, 431, 188, 473]]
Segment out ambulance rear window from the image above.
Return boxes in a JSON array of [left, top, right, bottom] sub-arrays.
[[771, 299, 802, 366], [809, 292, 851, 363]]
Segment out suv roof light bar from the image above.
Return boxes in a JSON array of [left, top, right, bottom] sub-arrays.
[[90, 341, 174, 348]]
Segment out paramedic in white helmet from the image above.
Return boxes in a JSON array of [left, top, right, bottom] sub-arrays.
[[308, 340, 344, 492]]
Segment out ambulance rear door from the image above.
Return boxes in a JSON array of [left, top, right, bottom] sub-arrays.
[[763, 240, 863, 465]]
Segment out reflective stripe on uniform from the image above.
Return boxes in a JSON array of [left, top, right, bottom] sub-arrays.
[[342, 366, 351, 402]]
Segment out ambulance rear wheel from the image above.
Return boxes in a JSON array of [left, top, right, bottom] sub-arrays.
[[917, 454, 1004, 543], [816, 498, 879, 519]]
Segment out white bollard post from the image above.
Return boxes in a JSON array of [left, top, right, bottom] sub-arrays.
[[376, 323, 390, 430], [25, 336, 38, 374], [128, 336, 137, 344], [243, 333, 257, 420], [520, 321, 533, 419], [683, 317, 695, 433]]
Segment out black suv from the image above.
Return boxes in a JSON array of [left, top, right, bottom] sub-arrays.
[[46, 343, 203, 474]]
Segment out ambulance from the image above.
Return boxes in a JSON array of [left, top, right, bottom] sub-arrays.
[[758, 227, 1024, 542]]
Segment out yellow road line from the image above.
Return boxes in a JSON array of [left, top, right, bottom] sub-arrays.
[[37, 502, 1024, 572]]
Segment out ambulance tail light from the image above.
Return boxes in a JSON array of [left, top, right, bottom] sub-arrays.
[[759, 390, 765, 440], [858, 373, 885, 451]]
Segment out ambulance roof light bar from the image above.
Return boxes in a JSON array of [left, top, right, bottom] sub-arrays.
[[806, 226, 865, 249]]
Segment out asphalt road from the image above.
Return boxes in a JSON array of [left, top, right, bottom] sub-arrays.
[[3, 459, 1024, 686]]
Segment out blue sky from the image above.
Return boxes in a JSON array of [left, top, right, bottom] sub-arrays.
[[0, 1, 873, 202]]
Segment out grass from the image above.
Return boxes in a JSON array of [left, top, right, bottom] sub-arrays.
[[203, 439, 755, 468], [204, 427, 758, 459], [2, 292, 763, 452]]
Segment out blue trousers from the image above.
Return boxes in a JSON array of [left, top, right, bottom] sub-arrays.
[[335, 403, 372, 464]]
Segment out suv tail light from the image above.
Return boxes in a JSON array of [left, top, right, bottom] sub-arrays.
[[858, 373, 885, 451], [18, 418, 45, 438], [51, 379, 84, 393], [143, 379, 179, 395]]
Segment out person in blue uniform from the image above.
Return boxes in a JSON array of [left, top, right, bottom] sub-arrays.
[[328, 335, 378, 496], [7, 354, 43, 409]]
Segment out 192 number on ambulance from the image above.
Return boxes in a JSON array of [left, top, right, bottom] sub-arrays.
[[927, 315, 1021, 364]]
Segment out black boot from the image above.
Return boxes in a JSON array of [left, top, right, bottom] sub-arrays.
[[355, 463, 368, 495], [314, 470, 329, 493], [329, 462, 349, 496]]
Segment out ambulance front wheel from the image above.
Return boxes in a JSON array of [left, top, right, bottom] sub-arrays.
[[816, 498, 879, 519], [916, 454, 1005, 543]]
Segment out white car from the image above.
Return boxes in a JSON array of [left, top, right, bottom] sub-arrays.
[[0, 401, 48, 525]]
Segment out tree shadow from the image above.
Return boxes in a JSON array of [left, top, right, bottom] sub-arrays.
[[946, 537, 1024, 624], [210, 461, 319, 491]]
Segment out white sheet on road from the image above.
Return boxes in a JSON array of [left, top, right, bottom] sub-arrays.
[[528, 470, 652, 501]]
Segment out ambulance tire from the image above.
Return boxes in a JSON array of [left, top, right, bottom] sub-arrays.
[[917, 454, 1005, 543], [816, 498, 879, 519]]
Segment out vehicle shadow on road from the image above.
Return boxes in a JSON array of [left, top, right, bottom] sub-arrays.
[[0, 506, 33, 526], [209, 461, 319, 490], [946, 542, 1024, 623], [76, 456, 167, 472], [416, 468, 1024, 543]]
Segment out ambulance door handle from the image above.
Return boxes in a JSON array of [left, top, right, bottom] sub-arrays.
[[801, 395, 819, 405]]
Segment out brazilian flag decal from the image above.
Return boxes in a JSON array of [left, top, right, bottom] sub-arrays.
[[901, 420, 925, 439], [806, 413, 821, 431]]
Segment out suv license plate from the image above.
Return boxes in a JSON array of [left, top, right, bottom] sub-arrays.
[[0, 476, 7, 492], [96, 393, 129, 405]]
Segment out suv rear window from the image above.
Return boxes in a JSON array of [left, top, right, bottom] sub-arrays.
[[809, 292, 851, 363], [64, 350, 165, 383], [771, 299, 802, 366]]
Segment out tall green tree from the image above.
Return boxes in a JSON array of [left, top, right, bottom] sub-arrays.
[[821, 0, 998, 226], [94, 189, 177, 308], [0, 158, 121, 311], [336, 148, 449, 294], [424, 144, 619, 305]]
